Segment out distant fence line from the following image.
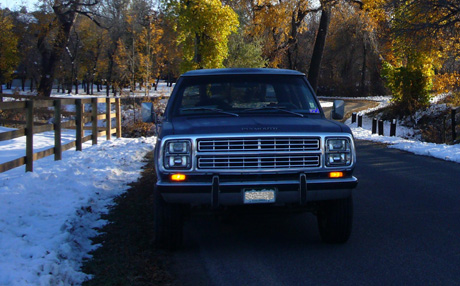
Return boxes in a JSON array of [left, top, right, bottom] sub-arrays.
[[352, 113, 397, 137], [352, 106, 460, 144], [0, 94, 122, 173]]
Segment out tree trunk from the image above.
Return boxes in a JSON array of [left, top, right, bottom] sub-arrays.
[[308, 6, 331, 93], [155, 77, 160, 91], [37, 6, 78, 97], [361, 41, 368, 97], [194, 33, 202, 68]]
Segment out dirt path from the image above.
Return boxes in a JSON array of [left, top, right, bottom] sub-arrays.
[[322, 99, 380, 122], [82, 152, 175, 286]]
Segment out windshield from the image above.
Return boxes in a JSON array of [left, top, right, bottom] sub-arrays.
[[172, 74, 321, 117]]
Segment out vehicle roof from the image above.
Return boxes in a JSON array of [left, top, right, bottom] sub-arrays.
[[181, 68, 305, 77]]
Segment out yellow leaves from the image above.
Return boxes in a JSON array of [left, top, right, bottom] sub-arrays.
[[249, 0, 311, 66], [433, 72, 460, 94], [136, 19, 165, 83], [0, 10, 20, 82], [361, 0, 388, 22], [177, 0, 239, 72], [113, 38, 131, 82]]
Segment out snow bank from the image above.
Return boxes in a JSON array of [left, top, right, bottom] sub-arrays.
[[0, 137, 156, 285], [346, 96, 460, 164]]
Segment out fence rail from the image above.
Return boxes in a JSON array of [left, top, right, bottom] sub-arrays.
[[0, 95, 122, 173]]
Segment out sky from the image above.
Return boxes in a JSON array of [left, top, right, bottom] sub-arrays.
[[1, 0, 38, 11]]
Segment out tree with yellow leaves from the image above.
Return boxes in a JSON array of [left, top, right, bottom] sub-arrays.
[[136, 16, 164, 95], [377, 0, 457, 115], [248, 0, 315, 68], [76, 17, 109, 95], [113, 38, 132, 94], [392, 0, 460, 95], [0, 10, 20, 94], [166, 0, 239, 72]]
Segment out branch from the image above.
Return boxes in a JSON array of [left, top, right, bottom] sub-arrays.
[[75, 10, 103, 27]]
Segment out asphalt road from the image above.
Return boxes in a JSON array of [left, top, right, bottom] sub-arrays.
[[171, 140, 460, 286]]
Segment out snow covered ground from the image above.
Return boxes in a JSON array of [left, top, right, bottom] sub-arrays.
[[1, 90, 459, 285], [342, 95, 460, 164], [0, 136, 156, 285]]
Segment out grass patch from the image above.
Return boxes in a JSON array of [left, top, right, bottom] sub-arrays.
[[82, 152, 174, 286]]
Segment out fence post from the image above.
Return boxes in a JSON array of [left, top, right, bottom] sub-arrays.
[[92, 98, 98, 145], [378, 120, 384, 136], [116, 97, 122, 138], [352, 113, 357, 124], [372, 118, 377, 134], [26, 100, 34, 172], [452, 108, 457, 143], [390, 119, 396, 137], [76, 99, 83, 151], [357, 115, 363, 127], [54, 99, 62, 161], [106, 97, 112, 140]]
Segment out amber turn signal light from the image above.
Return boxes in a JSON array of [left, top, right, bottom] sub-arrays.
[[171, 174, 186, 181], [329, 171, 344, 178]]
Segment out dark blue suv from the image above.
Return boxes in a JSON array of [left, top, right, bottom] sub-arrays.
[[143, 68, 358, 249]]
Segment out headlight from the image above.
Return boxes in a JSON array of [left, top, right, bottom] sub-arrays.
[[164, 140, 191, 169], [326, 138, 352, 167], [327, 139, 348, 152], [168, 141, 190, 154]]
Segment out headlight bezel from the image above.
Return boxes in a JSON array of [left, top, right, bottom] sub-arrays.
[[325, 137, 352, 167], [163, 139, 192, 170]]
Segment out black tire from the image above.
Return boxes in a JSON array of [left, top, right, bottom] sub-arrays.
[[153, 186, 184, 250], [317, 195, 353, 244]]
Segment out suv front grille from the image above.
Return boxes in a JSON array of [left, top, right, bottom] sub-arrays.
[[196, 136, 321, 171], [197, 154, 320, 170], [197, 137, 320, 152]]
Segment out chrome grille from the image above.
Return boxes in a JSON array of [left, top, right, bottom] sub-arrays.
[[198, 137, 320, 152], [197, 155, 320, 170]]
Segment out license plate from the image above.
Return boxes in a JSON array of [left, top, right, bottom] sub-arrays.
[[243, 188, 276, 204]]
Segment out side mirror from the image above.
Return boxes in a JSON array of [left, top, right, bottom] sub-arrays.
[[331, 100, 345, 120], [142, 102, 162, 135], [141, 102, 154, 123]]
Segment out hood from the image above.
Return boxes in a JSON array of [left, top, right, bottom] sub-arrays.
[[164, 115, 349, 136]]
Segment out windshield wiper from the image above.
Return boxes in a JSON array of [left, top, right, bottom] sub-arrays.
[[181, 107, 239, 117], [241, 106, 304, 117]]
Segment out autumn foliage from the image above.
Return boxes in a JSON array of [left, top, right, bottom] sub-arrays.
[[0, 10, 19, 93], [0, 0, 459, 115]]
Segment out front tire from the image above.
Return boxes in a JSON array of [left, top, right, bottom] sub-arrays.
[[317, 195, 353, 244], [153, 186, 184, 250]]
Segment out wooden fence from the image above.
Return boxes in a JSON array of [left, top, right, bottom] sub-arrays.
[[0, 95, 121, 173]]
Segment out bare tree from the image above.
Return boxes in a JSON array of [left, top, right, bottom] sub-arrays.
[[37, 0, 101, 97]]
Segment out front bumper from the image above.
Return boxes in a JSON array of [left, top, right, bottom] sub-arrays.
[[157, 173, 358, 207]]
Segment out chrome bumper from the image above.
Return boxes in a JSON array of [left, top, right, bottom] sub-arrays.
[[157, 174, 358, 206]]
